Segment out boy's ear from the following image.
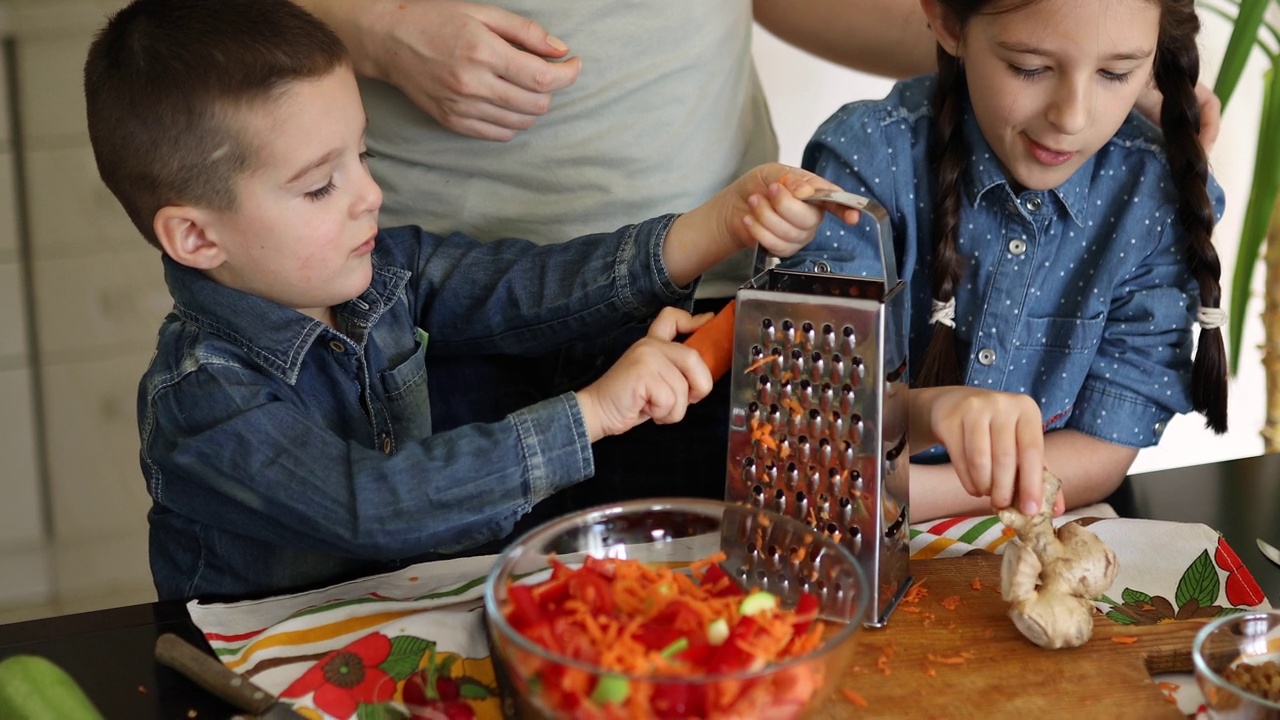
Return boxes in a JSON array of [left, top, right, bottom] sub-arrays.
[[920, 0, 963, 58], [154, 205, 226, 270]]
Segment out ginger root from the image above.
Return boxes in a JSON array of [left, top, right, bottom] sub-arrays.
[[998, 470, 1118, 649]]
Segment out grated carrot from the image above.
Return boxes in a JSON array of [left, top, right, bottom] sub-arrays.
[[902, 578, 928, 603], [970, 578, 982, 591], [841, 688, 869, 708], [1110, 635, 1139, 644], [940, 595, 961, 611], [743, 354, 782, 374]]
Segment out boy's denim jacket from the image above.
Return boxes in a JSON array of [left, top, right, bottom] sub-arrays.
[[141, 217, 690, 601], [783, 76, 1225, 452]]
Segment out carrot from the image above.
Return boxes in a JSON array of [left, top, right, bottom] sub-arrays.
[[841, 688, 869, 708], [902, 578, 928, 603], [682, 301, 737, 381], [970, 578, 982, 591], [940, 595, 961, 611], [1110, 635, 1139, 644], [742, 353, 782, 374], [1157, 681, 1180, 693]]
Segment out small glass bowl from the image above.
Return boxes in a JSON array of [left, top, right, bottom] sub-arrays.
[[1193, 609, 1280, 719], [483, 498, 870, 719]]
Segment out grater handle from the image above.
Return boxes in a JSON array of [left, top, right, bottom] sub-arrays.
[[752, 189, 898, 287]]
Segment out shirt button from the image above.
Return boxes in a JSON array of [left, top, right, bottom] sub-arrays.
[[1153, 421, 1167, 436], [1023, 196, 1042, 212], [328, 340, 346, 353], [382, 436, 393, 454], [1008, 238, 1027, 255], [977, 348, 997, 366]]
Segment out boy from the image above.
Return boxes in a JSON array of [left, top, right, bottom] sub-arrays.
[[84, 0, 858, 601]]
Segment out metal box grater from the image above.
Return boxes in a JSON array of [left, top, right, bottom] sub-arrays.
[[724, 191, 912, 627]]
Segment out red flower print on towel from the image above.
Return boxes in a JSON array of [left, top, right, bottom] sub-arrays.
[[1214, 537, 1266, 608], [280, 632, 396, 719]]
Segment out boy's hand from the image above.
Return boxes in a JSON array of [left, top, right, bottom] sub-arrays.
[[910, 386, 1048, 515], [661, 163, 861, 287], [729, 164, 863, 258], [575, 308, 714, 442]]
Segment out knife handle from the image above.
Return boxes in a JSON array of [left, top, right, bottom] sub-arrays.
[[155, 633, 276, 714]]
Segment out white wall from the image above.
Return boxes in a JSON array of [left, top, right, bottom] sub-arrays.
[[750, 18, 1269, 474]]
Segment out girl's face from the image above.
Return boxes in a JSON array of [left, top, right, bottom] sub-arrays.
[[201, 66, 383, 325], [952, 0, 1160, 191]]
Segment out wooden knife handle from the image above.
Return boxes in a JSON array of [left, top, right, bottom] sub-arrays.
[[155, 633, 276, 714]]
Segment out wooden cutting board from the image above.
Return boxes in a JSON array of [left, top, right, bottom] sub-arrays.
[[811, 554, 1205, 718]]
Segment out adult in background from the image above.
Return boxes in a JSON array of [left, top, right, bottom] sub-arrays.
[[291, 0, 1218, 527]]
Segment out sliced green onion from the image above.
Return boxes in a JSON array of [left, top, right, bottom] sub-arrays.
[[590, 674, 630, 705], [707, 618, 730, 646], [738, 590, 778, 616], [659, 637, 689, 658]]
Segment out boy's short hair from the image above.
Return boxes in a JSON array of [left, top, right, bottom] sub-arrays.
[[84, 0, 349, 249]]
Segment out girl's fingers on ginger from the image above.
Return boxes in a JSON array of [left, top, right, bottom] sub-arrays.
[[1016, 416, 1045, 514], [988, 413, 1021, 508]]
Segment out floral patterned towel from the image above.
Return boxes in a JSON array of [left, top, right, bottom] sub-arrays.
[[188, 511, 1270, 720]]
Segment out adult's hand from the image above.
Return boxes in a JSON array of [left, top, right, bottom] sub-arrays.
[[299, 0, 582, 141], [1136, 79, 1222, 154]]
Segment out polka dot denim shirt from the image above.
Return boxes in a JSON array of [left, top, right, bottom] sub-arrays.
[[783, 75, 1225, 448]]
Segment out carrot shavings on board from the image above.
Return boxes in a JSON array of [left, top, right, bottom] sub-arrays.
[[841, 688, 869, 708], [925, 652, 972, 665], [970, 578, 982, 591], [940, 595, 961, 610], [1110, 635, 1139, 644], [1157, 681, 1181, 693], [902, 578, 928, 603]]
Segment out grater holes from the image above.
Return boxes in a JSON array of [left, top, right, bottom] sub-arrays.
[[789, 347, 805, 377]]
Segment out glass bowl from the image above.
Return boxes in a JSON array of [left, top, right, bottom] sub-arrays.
[[483, 497, 870, 719], [1193, 609, 1280, 719]]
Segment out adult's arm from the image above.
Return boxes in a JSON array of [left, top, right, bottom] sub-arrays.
[[907, 429, 1138, 522], [295, 0, 581, 140], [753, 0, 936, 79]]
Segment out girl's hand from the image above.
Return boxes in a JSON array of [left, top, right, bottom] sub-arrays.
[[911, 386, 1047, 515]]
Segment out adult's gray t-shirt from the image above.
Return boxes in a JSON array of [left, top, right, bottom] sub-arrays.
[[360, 0, 778, 299]]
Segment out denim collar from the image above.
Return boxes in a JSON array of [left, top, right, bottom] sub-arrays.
[[162, 244, 410, 384], [961, 108, 1091, 228]]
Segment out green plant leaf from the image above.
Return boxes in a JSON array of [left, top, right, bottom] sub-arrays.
[[1121, 587, 1152, 605], [1214, 0, 1274, 109], [1175, 550, 1221, 609], [1228, 66, 1280, 371]]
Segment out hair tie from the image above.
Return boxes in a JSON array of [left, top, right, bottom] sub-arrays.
[[1197, 306, 1226, 330], [930, 297, 956, 328]]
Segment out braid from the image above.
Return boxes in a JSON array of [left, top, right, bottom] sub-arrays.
[[1154, 4, 1228, 433], [916, 47, 967, 388]]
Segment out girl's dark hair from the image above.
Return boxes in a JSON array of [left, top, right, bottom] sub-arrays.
[[920, 0, 1228, 433]]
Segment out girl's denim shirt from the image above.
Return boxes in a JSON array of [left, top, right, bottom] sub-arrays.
[[140, 216, 688, 601], [783, 75, 1225, 453]]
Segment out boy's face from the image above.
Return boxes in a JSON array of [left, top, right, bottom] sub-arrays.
[[201, 66, 382, 324], [957, 0, 1159, 191]]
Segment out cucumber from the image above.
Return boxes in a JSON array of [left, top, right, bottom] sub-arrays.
[[0, 654, 106, 720]]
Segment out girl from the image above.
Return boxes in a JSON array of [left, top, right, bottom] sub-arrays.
[[784, 0, 1228, 521]]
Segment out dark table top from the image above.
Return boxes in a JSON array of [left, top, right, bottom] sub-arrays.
[[2, 453, 1276, 719]]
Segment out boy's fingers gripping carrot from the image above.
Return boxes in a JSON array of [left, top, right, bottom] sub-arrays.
[[682, 301, 737, 382]]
